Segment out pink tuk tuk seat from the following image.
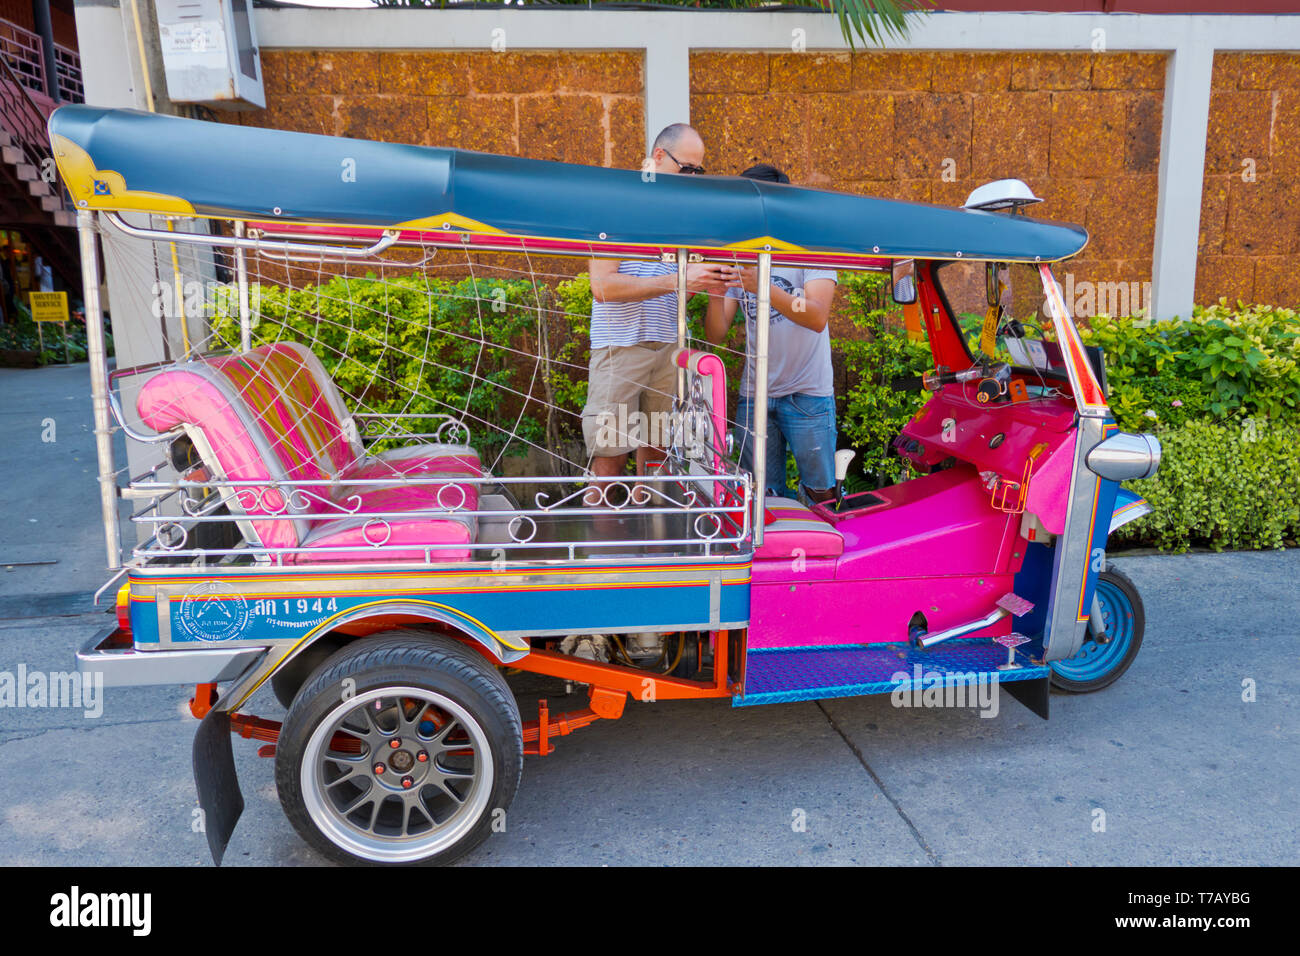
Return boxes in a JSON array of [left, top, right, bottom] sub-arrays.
[[135, 342, 481, 561], [756, 496, 844, 560]]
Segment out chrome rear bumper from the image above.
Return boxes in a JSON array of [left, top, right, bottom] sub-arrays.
[[76, 626, 268, 687]]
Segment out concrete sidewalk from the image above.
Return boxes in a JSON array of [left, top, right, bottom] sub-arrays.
[[0, 364, 1296, 866], [0, 364, 131, 608]]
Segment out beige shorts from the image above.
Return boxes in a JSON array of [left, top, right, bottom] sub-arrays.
[[582, 341, 679, 457]]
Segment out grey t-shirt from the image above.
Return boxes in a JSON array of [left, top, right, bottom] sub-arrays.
[[728, 267, 838, 398]]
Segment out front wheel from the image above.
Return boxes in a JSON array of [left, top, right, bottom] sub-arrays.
[[275, 631, 522, 865], [1049, 566, 1144, 693]]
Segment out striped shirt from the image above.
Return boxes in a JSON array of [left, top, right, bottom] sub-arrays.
[[590, 260, 679, 348]]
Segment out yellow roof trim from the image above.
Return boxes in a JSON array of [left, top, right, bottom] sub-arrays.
[[52, 134, 196, 216], [725, 235, 807, 253], [395, 212, 505, 235]]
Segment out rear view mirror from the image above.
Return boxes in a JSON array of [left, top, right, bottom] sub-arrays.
[[891, 259, 917, 305]]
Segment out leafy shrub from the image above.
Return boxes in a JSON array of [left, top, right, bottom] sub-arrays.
[[1077, 305, 1300, 431], [0, 303, 107, 366], [1110, 417, 1300, 552], [834, 272, 931, 487]]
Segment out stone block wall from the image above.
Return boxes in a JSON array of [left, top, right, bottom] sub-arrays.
[[1197, 52, 1300, 307], [238, 49, 644, 169], [691, 50, 1165, 318]]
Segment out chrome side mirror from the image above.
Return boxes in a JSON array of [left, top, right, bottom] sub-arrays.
[[891, 259, 917, 305]]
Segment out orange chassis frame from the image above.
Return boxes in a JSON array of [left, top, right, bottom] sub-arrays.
[[190, 629, 740, 758]]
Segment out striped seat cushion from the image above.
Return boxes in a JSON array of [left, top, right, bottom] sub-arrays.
[[757, 496, 844, 559]]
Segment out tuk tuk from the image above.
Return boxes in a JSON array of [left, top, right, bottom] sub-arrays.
[[52, 105, 1160, 866]]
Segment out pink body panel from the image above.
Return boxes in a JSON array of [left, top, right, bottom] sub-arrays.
[[832, 468, 1020, 579], [749, 467, 1024, 649], [1023, 434, 1078, 535]]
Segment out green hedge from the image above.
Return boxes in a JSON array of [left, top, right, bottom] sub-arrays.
[[1109, 418, 1300, 552], [0, 303, 106, 365], [1077, 303, 1300, 552], [1077, 303, 1300, 432]]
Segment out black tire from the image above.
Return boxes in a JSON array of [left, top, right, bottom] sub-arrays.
[[275, 630, 522, 866], [669, 632, 702, 680], [270, 634, 348, 710], [1049, 566, 1145, 693]]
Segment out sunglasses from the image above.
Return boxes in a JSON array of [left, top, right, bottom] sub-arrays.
[[663, 148, 706, 175]]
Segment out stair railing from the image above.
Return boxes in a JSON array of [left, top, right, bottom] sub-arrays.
[[0, 51, 69, 210]]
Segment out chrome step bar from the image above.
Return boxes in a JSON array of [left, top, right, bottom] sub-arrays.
[[913, 607, 1010, 650]]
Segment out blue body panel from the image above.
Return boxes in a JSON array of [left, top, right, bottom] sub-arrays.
[[128, 564, 750, 651], [736, 639, 1047, 707]]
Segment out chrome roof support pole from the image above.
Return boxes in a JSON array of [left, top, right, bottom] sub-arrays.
[[234, 220, 252, 352], [79, 210, 122, 570], [675, 247, 688, 404], [752, 251, 771, 546]]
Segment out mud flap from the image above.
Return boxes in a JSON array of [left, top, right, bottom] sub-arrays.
[[1003, 675, 1051, 720], [193, 709, 244, 866]]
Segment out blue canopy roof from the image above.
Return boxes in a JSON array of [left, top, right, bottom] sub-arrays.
[[50, 105, 1088, 264]]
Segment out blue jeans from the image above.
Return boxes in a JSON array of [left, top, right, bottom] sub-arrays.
[[736, 393, 837, 499]]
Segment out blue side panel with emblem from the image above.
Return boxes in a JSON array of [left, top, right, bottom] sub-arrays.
[[1109, 485, 1151, 533]]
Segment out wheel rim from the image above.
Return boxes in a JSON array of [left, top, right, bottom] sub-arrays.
[[1050, 578, 1134, 684], [300, 686, 494, 863]]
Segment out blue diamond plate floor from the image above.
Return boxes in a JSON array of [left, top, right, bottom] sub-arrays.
[[735, 638, 1048, 706]]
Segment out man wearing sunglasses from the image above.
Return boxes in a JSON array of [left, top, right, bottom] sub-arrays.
[[583, 123, 729, 500]]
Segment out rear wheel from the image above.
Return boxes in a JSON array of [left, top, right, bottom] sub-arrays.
[[275, 631, 522, 865], [1049, 567, 1144, 693]]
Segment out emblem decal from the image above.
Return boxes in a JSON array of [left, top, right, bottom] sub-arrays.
[[176, 581, 251, 643]]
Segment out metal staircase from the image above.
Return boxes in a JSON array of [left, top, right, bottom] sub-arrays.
[[1, 53, 78, 289]]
